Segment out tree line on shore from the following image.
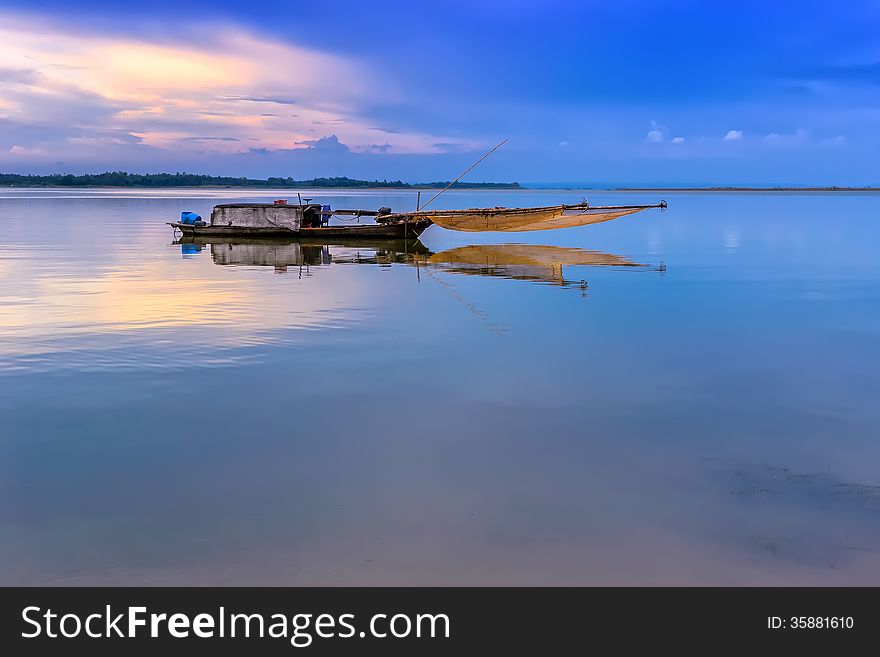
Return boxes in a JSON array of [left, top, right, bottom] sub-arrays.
[[0, 171, 521, 189]]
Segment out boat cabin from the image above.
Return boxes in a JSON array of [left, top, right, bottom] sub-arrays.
[[210, 202, 328, 232]]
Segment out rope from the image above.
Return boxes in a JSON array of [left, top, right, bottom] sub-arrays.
[[418, 138, 508, 211]]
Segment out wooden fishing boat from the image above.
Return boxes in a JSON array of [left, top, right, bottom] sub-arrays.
[[380, 201, 666, 232], [168, 198, 665, 238], [168, 202, 431, 239], [169, 218, 432, 239]]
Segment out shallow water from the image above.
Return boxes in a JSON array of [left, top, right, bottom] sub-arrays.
[[1, 188, 879, 585]]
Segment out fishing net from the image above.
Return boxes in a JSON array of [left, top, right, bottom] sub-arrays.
[[427, 206, 647, 232]]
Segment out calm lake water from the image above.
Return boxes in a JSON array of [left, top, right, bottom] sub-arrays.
[[2, 188, 879, 585]]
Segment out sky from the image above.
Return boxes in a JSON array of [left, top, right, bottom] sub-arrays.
[[1, 0, 879, 184]]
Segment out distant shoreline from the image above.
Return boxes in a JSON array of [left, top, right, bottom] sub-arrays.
[[5, 185, 877, 192], [613, 187, 879, 192], [0, 172, 520, 190], [0, 184, 516, 190], [0, 183, 523, 190], [1, 174, 876, 193]]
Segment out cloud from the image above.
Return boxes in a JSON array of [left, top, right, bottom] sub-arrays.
[[0, 66, 41, 84], [763, 129, 808, 146], [2, 79, 130, 126], [646, 120, 665, 143], [178, 136, 241, 143], [723, 129, 743, 141], [0, 13, 475, 163], [294, 134, 350, 152], [430, 142, 475, 154], [670, 136, 685, 144], [221, 95, 299, 105]]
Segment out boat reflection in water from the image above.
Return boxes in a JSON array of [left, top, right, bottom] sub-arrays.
[[424, 243, 663, 287], [176, 236, 664, 287]]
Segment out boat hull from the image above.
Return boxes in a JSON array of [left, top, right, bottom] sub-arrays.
[[169, 218, 432, 239]]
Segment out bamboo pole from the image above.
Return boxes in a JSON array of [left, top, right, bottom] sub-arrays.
[[417, 139, 508, 211]]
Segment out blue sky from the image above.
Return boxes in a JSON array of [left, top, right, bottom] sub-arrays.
[[1, 1, 878, 184]]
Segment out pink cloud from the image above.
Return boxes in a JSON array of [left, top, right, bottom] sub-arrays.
[[0, 12, 475, 161]]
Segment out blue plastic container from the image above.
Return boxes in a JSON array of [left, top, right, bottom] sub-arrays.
[[180, 211, 202, 225]]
